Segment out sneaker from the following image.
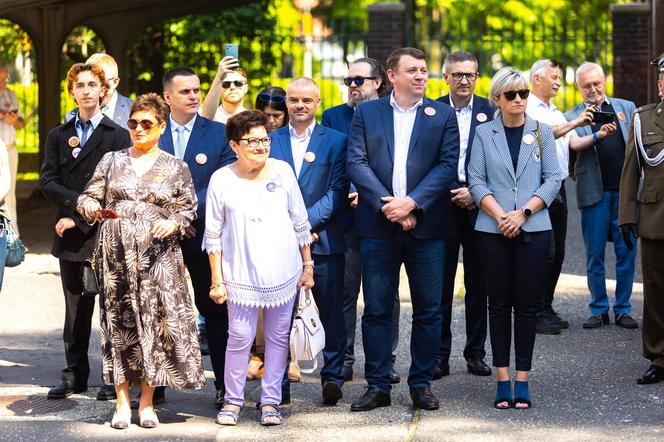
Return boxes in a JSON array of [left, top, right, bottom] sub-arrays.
[[615, 313, 638, 329], [582, 314, 610, 329], [536, 314, 561, 335], [548, 309, 569, 329]]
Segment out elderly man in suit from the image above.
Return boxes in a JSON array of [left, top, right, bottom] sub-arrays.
[[565, 62, 638, 330], [270, 77, 349, 406], [434, 51, 494, 379], [321, 58, 403, 383], [65, 53, 133, 130], [159, 66, 236, 408], [347, 47, 459, 411], [40, 62, 130, 400]]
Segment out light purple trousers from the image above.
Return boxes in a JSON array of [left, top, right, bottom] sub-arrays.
[[224, 297, 295, 406]]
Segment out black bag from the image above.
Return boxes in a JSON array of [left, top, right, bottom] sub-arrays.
[[80, 257, 99, 296], [5, 219, 25, 267]]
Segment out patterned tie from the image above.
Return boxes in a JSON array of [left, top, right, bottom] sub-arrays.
[[174, 126, 186, 160], [78, 120, 92, 147]]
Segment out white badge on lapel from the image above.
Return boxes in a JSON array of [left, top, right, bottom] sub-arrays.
[[72, 147, 81, 158], [424, 107, 436, 116], [195, 153, 208, 165], [476, 112, 487, 122], [303, 151, 316, 163], [523, 134, 535, 145]]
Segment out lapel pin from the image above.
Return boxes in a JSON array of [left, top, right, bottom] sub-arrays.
[[424, 107, 436, 116], [523, 134, 535, 145], [303, 151, 316, 163], [618, 112, 625, 121], [476, 112, 487, 122], [195, 153, 208, 165], [68, 136, 80, 147], [72, 147, 81, 158]]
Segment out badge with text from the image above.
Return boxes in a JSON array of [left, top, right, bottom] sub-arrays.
[[618, 112, 625, 121], [424, 107, 436, 116], [476, 112, 487, 123], [303, 151, 316, 163], [68, 136, 80, 148], [195, 153, 208, 165], [72, 147, 81, 158], [523, 134, 535, 145]]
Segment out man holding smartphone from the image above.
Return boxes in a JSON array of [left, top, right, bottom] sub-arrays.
[[201, 53, 248, 124], [0, 60, 24, 233]]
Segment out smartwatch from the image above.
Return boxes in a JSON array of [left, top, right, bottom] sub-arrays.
[[522, 207, 533, 217]]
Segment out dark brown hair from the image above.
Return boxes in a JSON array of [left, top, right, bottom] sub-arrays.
[[225, 109, 268, 143], [130, 93, 170, 124], [386, 47, 426, 72]]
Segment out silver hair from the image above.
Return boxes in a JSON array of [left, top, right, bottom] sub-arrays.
[[575, 62, 605, 84], [287, 77, 320, 97], [489, 67, 528, 107], [529, 59, 556, 82]]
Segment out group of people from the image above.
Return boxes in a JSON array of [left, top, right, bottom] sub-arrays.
[[34, 44, 664, 429]]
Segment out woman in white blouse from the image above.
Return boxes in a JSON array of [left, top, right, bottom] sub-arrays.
[[204, 109, 314, 426]]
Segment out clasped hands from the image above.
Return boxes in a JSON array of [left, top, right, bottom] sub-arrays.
[[381, 196, 418, 231], [450, 187, 477, 210], [497, 210, 526, 238]]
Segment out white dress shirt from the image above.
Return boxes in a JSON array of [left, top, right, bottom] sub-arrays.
[[170, 114, 197, 158], [289, 120, 316, 178], [526, 94, 575, 179], [449, 95, 474, 183], [101, 91, 118, 120], [390, 92, 422, 197]]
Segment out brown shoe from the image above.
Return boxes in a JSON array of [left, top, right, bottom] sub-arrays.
[[288, 361, 301, 382], [246, 354, 264, 380]]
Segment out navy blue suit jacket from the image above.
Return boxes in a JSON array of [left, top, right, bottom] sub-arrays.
[[321, 103, 355, 135], [159, 114, 235, 241], [347, 96, 460, 239], [269, 124, 349, 255]]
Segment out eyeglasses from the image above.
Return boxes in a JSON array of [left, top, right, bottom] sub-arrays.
[[450, 72, 479, 81], [257, 92, 285, 103], [127, 119, 157, 131], [239, 136, 272, 148], [222, 80, 246, 89], [580, 81, 603, 92], [502, 89, 530, 101], [343, 76, 377, 87]]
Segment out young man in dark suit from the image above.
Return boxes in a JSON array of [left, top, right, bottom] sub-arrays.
[[40, 62, 130, 400], [434, 51, 495, 379], [159, 66, 236, 408]]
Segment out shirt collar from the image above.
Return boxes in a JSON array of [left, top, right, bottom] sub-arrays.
[[389, 91, 423, 113], [529, 93, 559, 112], [449, 94, 474, 111], [104, 91, 118, 110], [170, 113, 197, 132], [584, 96, 610, 108], [75, 110, 104, 129], [288, 120, 316, 140]]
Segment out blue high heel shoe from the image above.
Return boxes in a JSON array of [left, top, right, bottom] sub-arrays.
[[513, 380, 531, 409], [494, 380, 513, 409]]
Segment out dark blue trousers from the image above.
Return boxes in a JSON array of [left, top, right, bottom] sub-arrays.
[[361, 231, 444, 393]]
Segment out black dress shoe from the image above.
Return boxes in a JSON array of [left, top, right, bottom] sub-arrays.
[[410, 387, 439, 410], [215, 388, 225, 408], [467, 359, 492, 376], [341, 365, 353, 382], [535, 314, 561, 335], [350, 388, 391, 412], [615, 313, 638, 329], [322, 381, 343, 405], [549, 309, 569, 329], [582, 314, 610, 329], [281, 386, 291, 405], [432, 358, 450, 380], [47, 379, 87, 399], [389, 367, 400, 384], [96, 384, 117, 401], [637, 365, 664, 385]]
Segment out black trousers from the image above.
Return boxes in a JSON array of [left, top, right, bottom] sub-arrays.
[[181, 235, 228, 391], [439, 207, 487, 362], [539, 182, 567, 316], [478, 231, 551, 371], [641, 239, 664, 368], [59, 259, 96, 384]]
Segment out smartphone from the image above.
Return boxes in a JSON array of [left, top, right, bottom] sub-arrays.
[[224, 43, 239, 70], [592, 111, 615, 125], [97, 209, 119, 219]]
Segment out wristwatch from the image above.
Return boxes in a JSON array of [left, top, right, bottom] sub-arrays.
[[521, 207, 533, 217]]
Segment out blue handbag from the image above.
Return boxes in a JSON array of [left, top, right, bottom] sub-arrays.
[[5, 218, 25, 267]]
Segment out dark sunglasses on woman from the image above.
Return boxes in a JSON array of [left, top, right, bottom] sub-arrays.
[[127, 119, 156, 131], [257, 92, 286, 103], [343, 76, 377, 87], [503, 89, 530, 101]]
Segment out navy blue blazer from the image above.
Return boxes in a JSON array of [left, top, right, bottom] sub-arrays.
[[269, 124, 350, 255], [321, 103, 355, 135], [347, 96, 460, 239], [65, 93, 134, 130], [159, 114, 235, 237]]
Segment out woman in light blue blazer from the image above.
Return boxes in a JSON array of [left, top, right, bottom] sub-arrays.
[[467, 67, 561, 410]]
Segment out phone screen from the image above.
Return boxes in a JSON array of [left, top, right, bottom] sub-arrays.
[[224, 44, 239, 65]]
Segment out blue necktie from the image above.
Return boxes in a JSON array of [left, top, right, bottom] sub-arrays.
[[174, 126, 186, 159], [78, 120, 92, 147]]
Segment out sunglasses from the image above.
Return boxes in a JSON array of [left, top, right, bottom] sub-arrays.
[[222, 80, 246, 89], [502, 89, 530, 101], [343, 76, 377, 87], [127, 119, 157, 131], [257, 92, 285, 103], [239, 136, 272, 148]]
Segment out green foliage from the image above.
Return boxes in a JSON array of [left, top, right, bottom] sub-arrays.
[[0, 19, 32, 64], [10, 83, 39, 154]]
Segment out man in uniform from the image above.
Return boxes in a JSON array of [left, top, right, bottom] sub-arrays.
[[619, 53, 664, 384]]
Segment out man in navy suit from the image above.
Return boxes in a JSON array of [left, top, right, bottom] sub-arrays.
[[270, 77, 349, 406], [65, 53, 133, 130], [347, 47, 459, 411], [322, 58, 404, 383], [160, 66, 236, 408], [435, 51, 494, 380]]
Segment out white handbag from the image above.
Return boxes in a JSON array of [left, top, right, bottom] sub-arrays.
[[289, 287, 325, 374]]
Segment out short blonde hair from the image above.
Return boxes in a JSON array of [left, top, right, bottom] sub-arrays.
[[489, 67, 527, 106]]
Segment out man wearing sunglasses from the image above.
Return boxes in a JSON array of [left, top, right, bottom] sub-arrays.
[[201, 56, 248, 124], [160, 66, 236, 408], [65, 53, 134, 130], [322, 58, 404, 384], [565, 62, 637, 330], [433, 51, 495, 381]]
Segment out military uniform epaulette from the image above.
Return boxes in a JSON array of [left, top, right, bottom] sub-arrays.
[[636, 103, 657, 113]]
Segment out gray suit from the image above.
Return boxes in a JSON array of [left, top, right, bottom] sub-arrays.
[[65, 93, 133, 130]]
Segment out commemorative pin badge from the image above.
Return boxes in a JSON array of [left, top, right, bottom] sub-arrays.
[[68, 136, 80, 147], [195, 153, 208, 165], [618, 112, 625, 121], [303, 151, 316, 163], [523, 134, 535, 145], [476, 112, 487, 122], [424, 107, 436, 116], [266, 176, 282, 192], [532, 148, 541, 162], [72, 147, 81, 158]]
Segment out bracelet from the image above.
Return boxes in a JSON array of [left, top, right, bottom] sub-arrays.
[[593, 132, 599, 143], [302, 260, 314, 268]]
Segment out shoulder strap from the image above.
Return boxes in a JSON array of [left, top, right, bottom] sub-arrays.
[[536, 121, 543, 159]]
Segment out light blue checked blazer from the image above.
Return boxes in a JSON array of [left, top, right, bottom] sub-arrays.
[[467, 115, 562, 233]]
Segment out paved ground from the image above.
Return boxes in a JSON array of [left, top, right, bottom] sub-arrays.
[[0, 184, 659, 441]]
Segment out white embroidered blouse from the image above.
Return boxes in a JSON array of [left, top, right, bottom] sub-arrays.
[[203, 159, 312, 308]]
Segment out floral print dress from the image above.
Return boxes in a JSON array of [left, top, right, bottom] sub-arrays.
[[78, 149, 205, 389]]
